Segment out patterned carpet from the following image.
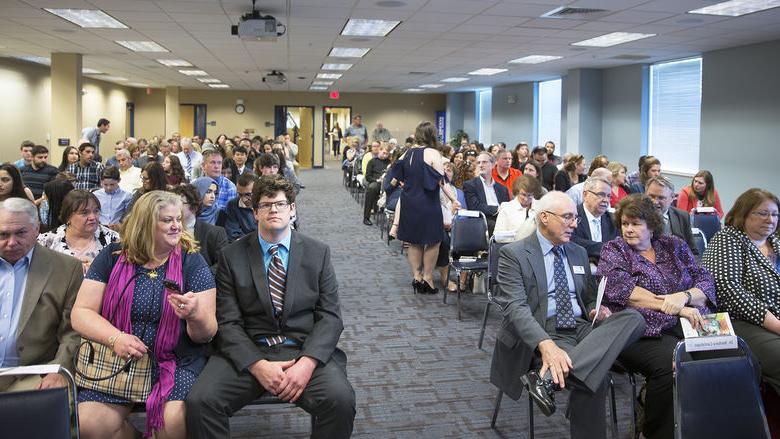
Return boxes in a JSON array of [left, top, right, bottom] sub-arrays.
[[135, 161, 642, 438]]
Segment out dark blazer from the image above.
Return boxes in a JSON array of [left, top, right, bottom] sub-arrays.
[[194, 220, 229, 273], [541, 162, 558, 191], [214, 231, 344, 372], [489, 233, 596, 400], [572, 204, 618, 260], [668, 207, 698, 256], [463, 176, 510, 217]]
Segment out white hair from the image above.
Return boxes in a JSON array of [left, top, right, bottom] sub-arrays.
[[0, 198, 39, 226], [115, 148, 131, 159], [583, 176, 611, 192], [534, 190, 574, 214], [180, 137, 192, 147], [590, 167, 612, 180]]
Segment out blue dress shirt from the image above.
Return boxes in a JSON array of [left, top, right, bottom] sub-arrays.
[[94, 187, 132, 225], [258, 230, 291, 273], [536, 230, 583, 320], [0, 247, 34, 367]]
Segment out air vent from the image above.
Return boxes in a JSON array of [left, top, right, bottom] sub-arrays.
[[611, 54, 651, 61], [542, 6, 609, 18], [407, 71, 433, 76]]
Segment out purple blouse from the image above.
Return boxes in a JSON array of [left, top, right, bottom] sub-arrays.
[[596, 235, 717, 337]]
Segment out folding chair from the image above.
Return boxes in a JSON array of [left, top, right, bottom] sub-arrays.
[[477, 236, 508, 349], [444, 210, 489, 320], [673, 337, 770, 439], [691, 208, 721, 244], [0, 364, 79, 439], [691, 227, 707, 259]]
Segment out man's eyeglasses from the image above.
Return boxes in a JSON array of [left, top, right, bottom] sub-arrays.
[[544, 211, 581, 225], [256, 201, 291, 212], [585, 190, 610, 200]]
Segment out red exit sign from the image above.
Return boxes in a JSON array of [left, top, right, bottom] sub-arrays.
[[329, 91, 340, 100]]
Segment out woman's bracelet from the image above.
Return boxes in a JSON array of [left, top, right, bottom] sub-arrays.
[[108, 331, 125, 348]]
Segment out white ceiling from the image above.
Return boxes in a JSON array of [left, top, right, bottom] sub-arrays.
[[1, 0, 779, 92]]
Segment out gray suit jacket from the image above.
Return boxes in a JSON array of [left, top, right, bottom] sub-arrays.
[[489, 233, 596, 400], [214, 231, 344, 372]]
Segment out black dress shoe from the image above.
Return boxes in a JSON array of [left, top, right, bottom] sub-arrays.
[[421, 281, 439, 295], [363, 218, 373, 226], [521, 371, 557, 417]]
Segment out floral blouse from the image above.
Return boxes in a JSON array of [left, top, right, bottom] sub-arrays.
[[37, 223, 120, 262]]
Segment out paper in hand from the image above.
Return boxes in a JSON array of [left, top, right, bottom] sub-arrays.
[[592, 277, 607, 328]]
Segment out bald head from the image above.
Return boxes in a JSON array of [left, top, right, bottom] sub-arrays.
[[535, 191, 577, 245]]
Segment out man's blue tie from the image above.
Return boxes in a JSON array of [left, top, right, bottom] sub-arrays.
[[552, 246, 576, 329]]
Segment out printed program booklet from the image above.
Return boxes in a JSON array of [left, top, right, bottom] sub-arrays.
[[680, 312, 737, 352]]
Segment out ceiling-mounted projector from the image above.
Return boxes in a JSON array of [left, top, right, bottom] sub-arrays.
[[262, 70, 286, 85], [231, 1, 286, 41]]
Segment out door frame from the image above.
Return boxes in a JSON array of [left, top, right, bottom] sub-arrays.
[[179, 103, 207, 139], [321, 105, 352, 168], [274, 105, 316, 168]]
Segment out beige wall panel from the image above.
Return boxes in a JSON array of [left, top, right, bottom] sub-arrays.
[[133, 88, 166, 139], [81, 78, 132, 151], [0, 59, 51, 162]]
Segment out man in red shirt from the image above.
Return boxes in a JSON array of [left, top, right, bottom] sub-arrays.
[[492, 149, 522, 194]]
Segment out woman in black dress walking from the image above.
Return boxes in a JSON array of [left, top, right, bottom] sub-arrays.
[[390, 121, 460, 294]]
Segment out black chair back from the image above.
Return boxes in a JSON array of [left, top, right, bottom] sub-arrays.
[[692, 212, 721, 243], [691, 228, 707, 257], [487, 237, 508, 293], [451, 212, 489, 256], [0, 388, 71, 439]]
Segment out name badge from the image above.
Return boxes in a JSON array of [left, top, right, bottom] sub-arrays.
[[572, 265, 585, 275]]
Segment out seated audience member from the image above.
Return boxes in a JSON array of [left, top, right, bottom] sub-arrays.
[[463, 152, 510, 235], [14, 140, 34, 169], [554, 154, 587, 192], [701, 188, 780, 396], [38, 189, 120, 274], [361, 141, 381, 177], [566, 167, 612, 207], [490, 191, 645, 439], [494, 175, 539, 242], [572, 177, 618, 264], [104, 140, 125, 168], [231, 145, 252, 177], [39, 177, 75, 232], [676, 170, 724, 217], [163, 154, 187, 186], [191, 177, 220, 225], [170, 184, 229, 272], [625, 155, 647, 187], [597, 194, 717, 439], [645, 176, 698, 255], [544, 140, 562, 167], [587, 155, 609, 175], [67, 142, 103, 190], [72, 190, 217, 439], [115, 148, 142, 193], [450, 159, 472, 208], [363, 143, 391, 225], [20, 144, 58, 201], [607, 161, 630, 207], [93, 166, 132, 230], [0, 163, 34, 202], [137, 143, 162, 168], [521, 161, 548, 196], [200, 149, 236, 212], [0, 198, 83, 392], [58, 146, 80, 172], [254, 152, 301, 194], [221, 173, 258, 242], [629, 156, 661, 194], [492, 149, 522, 195], [221, 158, 235, 184], [127, 162, 168, 214], [511, 142, 530, 169], [531, 146, 558, 191], [177, 137, 204, 181]]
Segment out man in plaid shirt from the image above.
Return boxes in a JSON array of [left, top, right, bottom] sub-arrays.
[[201, 149, 236, 211], [67, 142, 103, 190]]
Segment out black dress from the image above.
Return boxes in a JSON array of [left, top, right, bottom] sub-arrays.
[[395, 147, 444, 245]]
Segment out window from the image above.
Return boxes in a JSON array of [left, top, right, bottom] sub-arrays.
[[648, 57, 702, 174], [477, 89, 492, 144], [536, 78, 562, 148]]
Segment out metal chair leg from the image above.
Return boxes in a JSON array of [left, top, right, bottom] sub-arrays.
[[528, 393, 535, 439], [490, 390, 503, 428], [478, 301, 491, 350], [629, 372, 639, 439], [609, 373, 619, 439], [443, 269, 453, 304], [456, 276, 462, 320]]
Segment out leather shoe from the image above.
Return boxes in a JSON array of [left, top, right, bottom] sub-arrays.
[[363, 218, 373, 226], [521, 371, 557, 417]]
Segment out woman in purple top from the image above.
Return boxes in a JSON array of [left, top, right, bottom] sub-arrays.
[[596, 194, 716, 439]]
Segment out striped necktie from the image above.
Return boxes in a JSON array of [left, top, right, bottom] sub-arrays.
[[266, 245, 287, 346], [185, 153, 192, 178]]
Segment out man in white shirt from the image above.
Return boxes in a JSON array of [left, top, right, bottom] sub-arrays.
[[283, 133, 299, 175], [572, 177, 617, 263], [116, 149, 142, 193], [177, 137, 203, 181], [463, 152, 510, 235]]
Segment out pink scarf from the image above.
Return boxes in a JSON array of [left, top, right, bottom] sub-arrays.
[[102, 247, 183, 437]]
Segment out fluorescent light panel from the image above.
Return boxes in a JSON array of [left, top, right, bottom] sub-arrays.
[[688, 0, 780, 16], [82, 68, 103, 74], [178, 69, 208, 76], [341, 19, 400, 37], [16, 55, 49, 65], [45, 9, 127, 28], [509, 55, 563, 64], [419, 84, 443, 88], [101, 76, 128, 81], [310, 86, 328, 91], [404, 88, 424, 92], [329, 47, 371, 58], [209, 84, 230, 88], [312, 81, 334, 86], [468, 68, 508, 76], [127, 82, 149, 87], [317, 73, 342, 79], [572, 32, 656, 47], [156, 59, 192, 67], [321, 63, 353, 71], [115, 40, 168, 52], [197, 78, 221, 83], [441, 77, 469, 83]]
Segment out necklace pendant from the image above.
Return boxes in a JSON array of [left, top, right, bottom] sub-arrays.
[[148, 271, 158, 279]]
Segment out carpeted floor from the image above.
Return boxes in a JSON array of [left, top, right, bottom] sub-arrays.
[[135, 161, 642, 438]]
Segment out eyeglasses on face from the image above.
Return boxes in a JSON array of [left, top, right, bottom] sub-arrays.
[[544, 211, 581, 225], [751, 210, 779, 220], [585, 190, 610, 200], [255, 200, 291, 211]]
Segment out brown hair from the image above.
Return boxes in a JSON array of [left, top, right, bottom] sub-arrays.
[[725, 188, 780, 232], [588, 154, 610, 175], [413, 121, 441, 150], [511, 174, 541, 198], [251, 174, 296, 208], [615, 194, 664, 240], [686, 170, 716, 207], [59, 189, 99, 224], [639, 156, 661, 185], [563, 154, 584, 173], [451, 160, 473, 189]]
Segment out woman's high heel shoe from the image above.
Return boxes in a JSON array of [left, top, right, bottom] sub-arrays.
[[412, 279, 423, 294], [421, 281, 439, 295]]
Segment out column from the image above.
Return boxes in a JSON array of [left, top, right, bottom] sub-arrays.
[[165, 86, 180, 137], [564, 68, 602, 158], [50, 53, 83, 149]]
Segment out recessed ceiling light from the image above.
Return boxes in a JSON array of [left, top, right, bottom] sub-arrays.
[[572, 32, 656, 47], [156, 59, 192, 67], [82, 68, 103, 74], [312, 81, 334, 86], [441, 77, 469, 83], [197, 78, 221, 83], [317, 73, 342, 79], [127, 82, 149, 87], [115, 40, 168, 52], [310, 86, 328, 91], [468, 68, 508, 76], [419, 84, 443, 88], [44, 9, 128, 29], [329, 47, 371, 58], [322, 63, 353, 71], [15, 55, 50, 65], [100, 76, 128, 82], [341, 19, 401, 37], [404, 88, 424, 92], [688, 0, 780, 16], [509, 55, 563, 64], [178, 69, 208, 76], [209, 84, 230, 88]]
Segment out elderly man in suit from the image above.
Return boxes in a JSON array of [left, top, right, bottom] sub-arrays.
[[645, 176, 699, 255], [572, 177, 618, 264], [463, 151, 510, 235], [186, 174, 355, 439], [0, 198, 83, 391], [490, 191, 645, 439]]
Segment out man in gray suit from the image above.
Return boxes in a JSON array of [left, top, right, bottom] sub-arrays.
[[186, 175, 355, 439], [490, 192, 645, 439], [645, 176, 699, 255]]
